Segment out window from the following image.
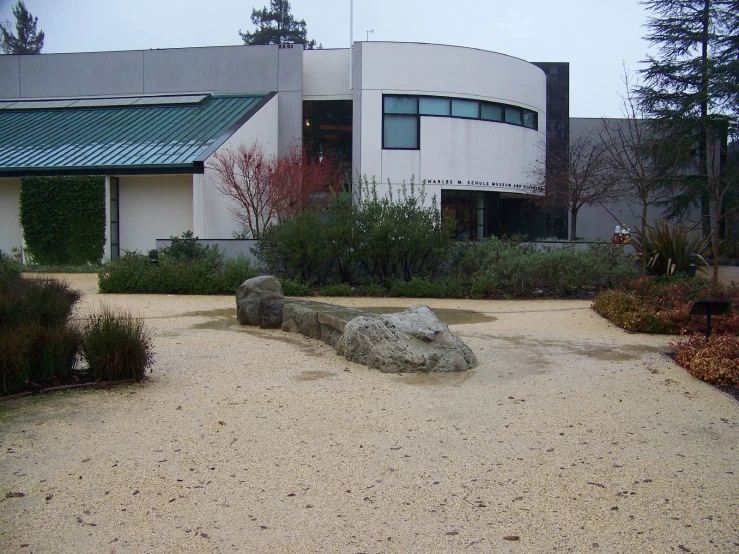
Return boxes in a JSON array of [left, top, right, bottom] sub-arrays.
[[419, 97, 450, 116], [523, 111, 537, 129], [383, 96, 419, 149], [505, 106, 523, 125], [384, 115, 419, 149], [382, 94, 538, 150], [481, 104, 503, 121], [451, 99, 479, 118]]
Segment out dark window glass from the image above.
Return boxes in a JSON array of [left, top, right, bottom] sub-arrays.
[[523, 111, 537, 129], [481, 104, 503, 121], [384, 115, 418, 149], [505, 107, 523, 125]]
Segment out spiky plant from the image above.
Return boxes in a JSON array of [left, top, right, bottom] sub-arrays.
[[632, 220, 710, 276]]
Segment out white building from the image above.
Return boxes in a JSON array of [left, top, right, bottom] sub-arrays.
[[0, 42, 569, 260]]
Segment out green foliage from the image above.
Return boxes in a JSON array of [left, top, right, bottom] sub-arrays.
[[449, 238, 635, 298], [594, 275, 739, 334], [256, 177, 456, 286], [0, 273, 82, 394], [98, 250, 257, 295], [353, 282, 386, 297], [672, 335, 739, 387], [79, 305, 154, 382], [632, 220, 711, 275], [390, 278, 446, 298], [20, 176, 105, 265], [0, 1, 44, 54], [279, 278, 313, 297], [319, 283, 352, 297], [239, 0, 318, 49], [161, 231, 215, 261]]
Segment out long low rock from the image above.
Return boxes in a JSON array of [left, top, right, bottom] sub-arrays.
[[281, 299, 372, 347], [341, 305, 478, 373]]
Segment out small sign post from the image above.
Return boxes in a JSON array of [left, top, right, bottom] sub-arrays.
[[689, 300, 731, 338]]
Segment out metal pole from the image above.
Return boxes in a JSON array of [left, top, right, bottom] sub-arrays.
[[349, 0, 353, 90]]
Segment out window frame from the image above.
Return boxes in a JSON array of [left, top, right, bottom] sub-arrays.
[[381, 94, 539, 151]]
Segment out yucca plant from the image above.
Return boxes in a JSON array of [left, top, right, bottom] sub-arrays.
[[79, 304, 154, 382], [632, 220, 710, 275]]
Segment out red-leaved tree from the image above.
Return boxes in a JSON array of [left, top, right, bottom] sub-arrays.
[[209, 141, 342, 238]]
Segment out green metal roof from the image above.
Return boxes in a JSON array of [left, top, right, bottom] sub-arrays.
[[0, 94, 269, 176]]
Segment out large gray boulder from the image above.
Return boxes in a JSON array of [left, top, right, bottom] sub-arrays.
[[341, 305, 477, 373], [236, 276, 284, 329]]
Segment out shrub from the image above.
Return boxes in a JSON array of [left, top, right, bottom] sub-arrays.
[[353, 282, 387, 297], [161, 231, 215, 262], [632, 220, 710, 275], [0, 275, 83, 394], [280, 278, 313, 297], [390, 277, 446, 298], [79, 305, 154, 382], [19, 176, 105, 265], [593, 276, 739, 334], [672, 335, 739, 386], [319, 283, 352, 296], [98, 251, 256, 295]]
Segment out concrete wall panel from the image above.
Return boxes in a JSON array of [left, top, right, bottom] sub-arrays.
[[0, 57, 20, 98], [303, 49, 351, 99], [143, 46, 279, 94], [278, 46, 303, 92], [117, 175, 192, 253], [0, 178, 22, 255], [18, 51, 144, 98]]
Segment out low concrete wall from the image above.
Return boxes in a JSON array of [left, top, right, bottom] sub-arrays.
[[155, 238, 264, 269]]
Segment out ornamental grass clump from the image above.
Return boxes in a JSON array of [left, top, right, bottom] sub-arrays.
[[79, 305, 154, 382]]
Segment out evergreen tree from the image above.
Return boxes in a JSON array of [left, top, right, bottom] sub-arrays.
[[637, 0, 735, 236], [0, 1, 44, 55], [239, 0, 318, 49]]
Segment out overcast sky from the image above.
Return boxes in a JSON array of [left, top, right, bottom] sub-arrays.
[[0, 0, 653, 117]]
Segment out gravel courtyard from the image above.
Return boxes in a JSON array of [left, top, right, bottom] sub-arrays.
[[1, 274, 738, 553]]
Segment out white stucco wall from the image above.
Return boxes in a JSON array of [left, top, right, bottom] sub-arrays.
[[354, 43, 546, 204], [0, 178, 22, 256], [116, 174, 193, 253], [202, 94, 280, 238], [303, 49, 351, 100]]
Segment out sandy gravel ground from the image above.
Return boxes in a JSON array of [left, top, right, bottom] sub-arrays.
[[1, 274, 738, 553]]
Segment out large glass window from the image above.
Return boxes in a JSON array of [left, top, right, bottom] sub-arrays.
[[382, 94, 538, 150], [303, 100, 353, 174], [419, 97, 450, 116], [505, 106, 523, 125], [451, 99, 479, 118], [384, 96, 417, 114], [384, 115, 418, 149], [481, 104, 503, 121]]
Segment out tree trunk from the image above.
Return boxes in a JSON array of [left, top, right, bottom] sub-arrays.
[[700, 0, 711, 238], [713, 197, 721, 288], [570, 207, 578, 241], [641, 203, 648, 277]]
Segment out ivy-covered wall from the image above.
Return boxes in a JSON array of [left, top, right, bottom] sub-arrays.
[[19, 176, 106, 265]]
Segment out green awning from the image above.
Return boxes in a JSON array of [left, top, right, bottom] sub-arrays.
[[0, 93, 270, 176]]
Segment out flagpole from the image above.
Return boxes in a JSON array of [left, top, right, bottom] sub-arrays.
[[349, 0, 353, 90]]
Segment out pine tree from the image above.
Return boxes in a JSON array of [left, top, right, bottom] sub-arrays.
[[637, 0, 738, 284], [239, 0, 318, 49], [0, 1, 44, 55]]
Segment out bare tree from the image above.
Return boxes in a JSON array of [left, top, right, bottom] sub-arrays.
[[533, 134, 622, 240], [600, 74, 689, 276], [208, 141, 341, 238]]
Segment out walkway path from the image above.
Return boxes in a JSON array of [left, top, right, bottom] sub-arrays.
[[1, 274, 737, 552]]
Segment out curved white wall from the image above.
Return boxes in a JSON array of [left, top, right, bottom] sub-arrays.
[[354, 42, 546, 203]]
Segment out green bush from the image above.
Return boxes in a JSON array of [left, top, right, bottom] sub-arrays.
[[0, 274, 83, 394], [390, 277, 446, 298], [19, 176, 105, 265], [632, 220, 710, 275], [79, 305, 154, 382], [280, 278, 313, 297], [98, 251, 257, 295], [353, 282, 387, 297], [319, 283, 353, 296], [161, 231, 215, 261], [256, 177, 456, 286]]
